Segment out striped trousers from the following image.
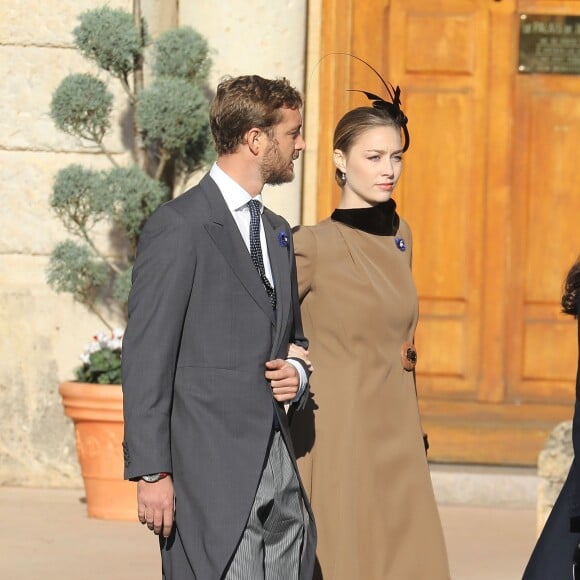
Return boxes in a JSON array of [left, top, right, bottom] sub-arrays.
[[223, 430, 307, 580]]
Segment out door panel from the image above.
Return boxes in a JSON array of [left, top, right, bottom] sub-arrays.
[[508, 74, 580, 405], [404, 88, 483, 398], [405, 10, 479, 75], [316, 0, 580, 464]]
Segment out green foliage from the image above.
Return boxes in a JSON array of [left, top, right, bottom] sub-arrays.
[[111, 268, 133, 304], [75, 347, 122, 384], [73, 7, 144, 78], [153, 27, 211, 83], [178, 123, 216, 176], [47, 240, 109, 304], [47, 5, 214, 382], [137, 78, 209, 154], [101, 167, 168, 241], [50, 165, 106, 235], [50, 74, 113, 142]]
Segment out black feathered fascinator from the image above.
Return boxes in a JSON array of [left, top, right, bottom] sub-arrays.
[[342, 53, 410, 152]]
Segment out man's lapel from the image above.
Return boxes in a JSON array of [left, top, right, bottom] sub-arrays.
[[263, 210, 291, 356], [200, 175, 275, 325]]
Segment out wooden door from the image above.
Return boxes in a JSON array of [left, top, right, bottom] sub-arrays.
[[315, 0, 580, 464]]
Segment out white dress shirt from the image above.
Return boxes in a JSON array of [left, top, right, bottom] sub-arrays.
[[210, 163, 274, 285], [209, 163, 307, 400]]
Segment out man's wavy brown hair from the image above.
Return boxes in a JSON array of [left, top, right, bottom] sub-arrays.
[[209, 75, 302, 155]]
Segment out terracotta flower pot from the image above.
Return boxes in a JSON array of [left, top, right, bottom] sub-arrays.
[[59, 381, 136, 521]]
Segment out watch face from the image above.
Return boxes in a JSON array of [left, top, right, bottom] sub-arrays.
[[142, 474, 160, 483]]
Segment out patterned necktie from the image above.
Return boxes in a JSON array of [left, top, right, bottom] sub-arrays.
[[248, 199, 277, 310]]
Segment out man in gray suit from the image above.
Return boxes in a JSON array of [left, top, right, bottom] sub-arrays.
[[121, 75, 316, 579]]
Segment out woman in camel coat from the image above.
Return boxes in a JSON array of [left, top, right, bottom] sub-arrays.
[[290, 97, 450, 579]]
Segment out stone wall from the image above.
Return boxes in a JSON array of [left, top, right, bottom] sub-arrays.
[[0, 0, 136, 487], [0, 0, 308, 487], [178, 1, 307, 224]]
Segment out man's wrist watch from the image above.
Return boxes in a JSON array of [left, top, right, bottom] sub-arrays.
[[141, 472, 169, 483]]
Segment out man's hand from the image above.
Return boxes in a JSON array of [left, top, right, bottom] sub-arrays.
[[287, 343, 314, 372], [265, 359, 300, 402], [137, 476, 175, 538]]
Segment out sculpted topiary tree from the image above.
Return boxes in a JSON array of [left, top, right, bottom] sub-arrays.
[[47, 2, 214, 332]]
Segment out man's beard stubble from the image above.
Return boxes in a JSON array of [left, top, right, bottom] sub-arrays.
[[260, 141, 297, 186]]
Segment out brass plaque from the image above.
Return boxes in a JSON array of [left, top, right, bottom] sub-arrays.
[[519, 14, 580, 75]]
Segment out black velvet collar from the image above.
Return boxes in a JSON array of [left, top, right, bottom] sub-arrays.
[[331, 200, 400, 236]]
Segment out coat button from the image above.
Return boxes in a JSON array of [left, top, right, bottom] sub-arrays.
[[400, 341, 417, 371]]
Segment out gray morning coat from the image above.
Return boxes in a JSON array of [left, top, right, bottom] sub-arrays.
[[121, 173, 316, 579]]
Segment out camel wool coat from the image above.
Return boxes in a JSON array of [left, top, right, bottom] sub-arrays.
[[290, 216, 450, 580]]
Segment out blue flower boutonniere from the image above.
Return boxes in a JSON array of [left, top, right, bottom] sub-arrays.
[[395, 237, 406, 252], [278, 231, 289, 247]]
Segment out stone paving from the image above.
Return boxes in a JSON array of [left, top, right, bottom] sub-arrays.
[[2, 486, 536, 579]]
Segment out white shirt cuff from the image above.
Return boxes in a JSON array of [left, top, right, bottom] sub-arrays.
[[286, 358, 307, 403]]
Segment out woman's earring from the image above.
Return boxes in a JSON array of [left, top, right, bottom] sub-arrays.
[[340, 172, 347, 186]]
